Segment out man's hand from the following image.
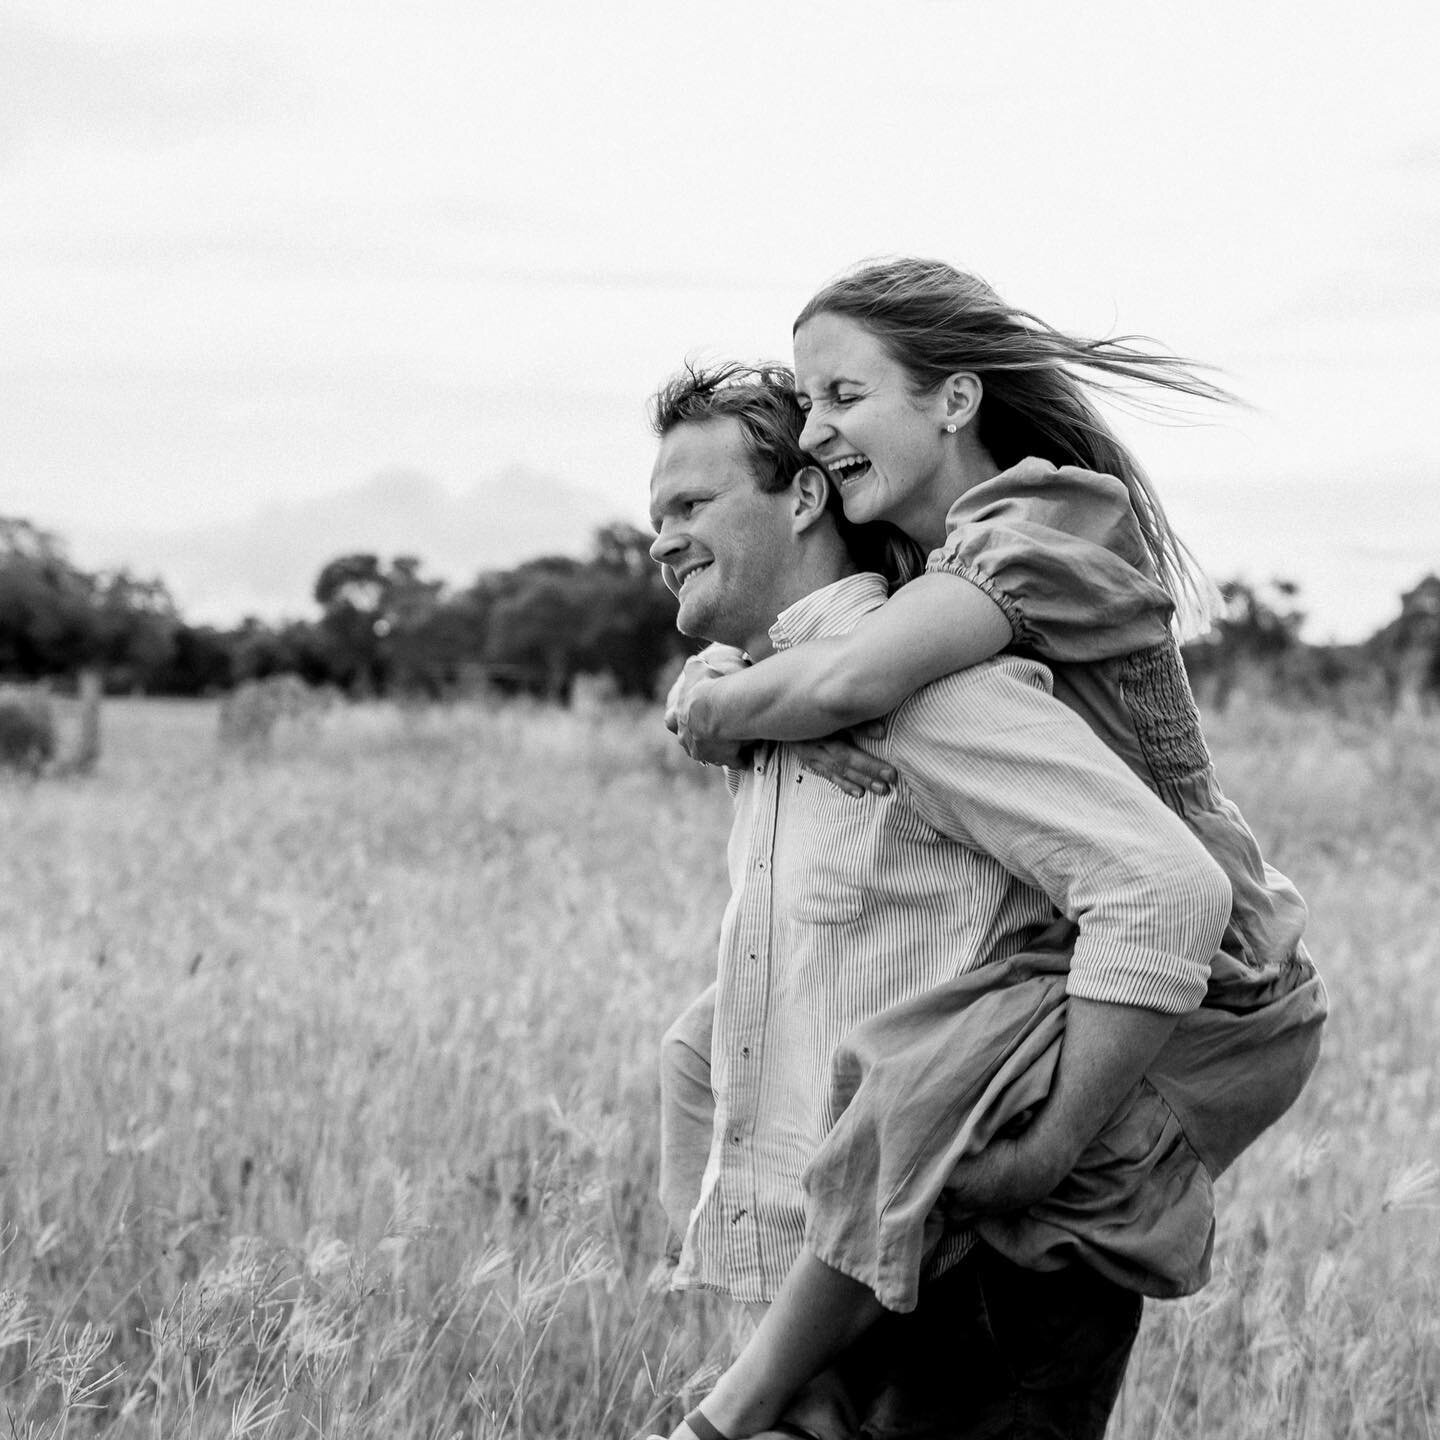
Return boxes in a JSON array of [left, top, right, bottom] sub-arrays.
[[665, 647, 750, 767], [940, 1124, 1070, 1222], [943, 997, 1182, 1222]]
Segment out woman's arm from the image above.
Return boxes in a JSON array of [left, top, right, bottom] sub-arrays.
[[671, 574, 1012, 763], [665, 652, 899, 797]]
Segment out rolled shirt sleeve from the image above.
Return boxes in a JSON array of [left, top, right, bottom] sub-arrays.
[[890, 657, 1230, 1012]]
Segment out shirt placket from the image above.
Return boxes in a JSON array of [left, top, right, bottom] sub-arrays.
[[719, 745, 781, 1294]]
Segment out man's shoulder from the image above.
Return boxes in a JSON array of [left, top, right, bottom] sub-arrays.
[[882, 654, 1072, 780], [895, 653, 1056, 725]]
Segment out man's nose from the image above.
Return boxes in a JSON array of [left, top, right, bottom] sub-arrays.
[[649, 526, 685, 567]]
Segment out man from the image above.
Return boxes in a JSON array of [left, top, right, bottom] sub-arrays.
[[646, 363, 1231, 1440]]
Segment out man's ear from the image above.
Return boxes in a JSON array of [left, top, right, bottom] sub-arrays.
[[939, 371, 983, 431], [791, 465, 832, 533]]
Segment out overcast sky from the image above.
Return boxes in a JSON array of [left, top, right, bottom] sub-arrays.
[[3, 0, 1437, 640]]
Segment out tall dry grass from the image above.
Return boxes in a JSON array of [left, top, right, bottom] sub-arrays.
[[1, 696, 1436, 1438]]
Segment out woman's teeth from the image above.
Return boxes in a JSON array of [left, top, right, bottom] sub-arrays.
[[828, 457, 871, 485]]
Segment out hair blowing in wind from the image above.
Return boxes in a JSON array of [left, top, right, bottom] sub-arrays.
[[796, 256, 1238, 630]]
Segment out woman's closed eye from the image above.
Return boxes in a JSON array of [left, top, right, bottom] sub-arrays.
[[797, 394, 859, 416]]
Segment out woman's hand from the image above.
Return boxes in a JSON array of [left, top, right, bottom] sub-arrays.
[[665, 648, 751, 767], [792, 727, 897, 798], [666, 650, 898, 795]]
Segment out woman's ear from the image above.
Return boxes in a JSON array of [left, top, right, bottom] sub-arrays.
[[940, 372, 983, 431], [791, 464, 832, 533]]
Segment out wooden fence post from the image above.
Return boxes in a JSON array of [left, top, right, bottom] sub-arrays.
[[73, 667, 102, 773]]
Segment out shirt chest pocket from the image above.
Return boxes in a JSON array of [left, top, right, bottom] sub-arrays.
[[772, 778, 876, 926]]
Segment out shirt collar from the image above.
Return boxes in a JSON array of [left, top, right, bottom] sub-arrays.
[[769, 572, 889, 652]]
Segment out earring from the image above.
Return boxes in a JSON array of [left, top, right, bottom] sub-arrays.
[[944, 423, 957, 434]]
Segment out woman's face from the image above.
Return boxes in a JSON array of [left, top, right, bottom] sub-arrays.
[[793, 311, 954, 545]]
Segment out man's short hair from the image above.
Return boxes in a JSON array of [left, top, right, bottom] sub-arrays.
[[649, 362, 925, 584], [649, 361, 811, 496]]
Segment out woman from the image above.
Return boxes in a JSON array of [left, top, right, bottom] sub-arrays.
[[659, 258, 1325, 1440]]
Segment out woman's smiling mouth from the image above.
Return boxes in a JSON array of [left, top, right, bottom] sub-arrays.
[[826, 455, 872, 486]]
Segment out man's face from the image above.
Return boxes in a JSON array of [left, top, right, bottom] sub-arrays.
[[649, 417, 796, 653]]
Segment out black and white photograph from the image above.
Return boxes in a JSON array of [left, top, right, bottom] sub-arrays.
[[3, 3, 1437, 1437]]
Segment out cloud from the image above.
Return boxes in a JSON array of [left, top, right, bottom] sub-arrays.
[[0, 14, 281, 158], [65, 464, 622, 623], [0, 205, 803, 295], [1395, 139, 1440, 173]]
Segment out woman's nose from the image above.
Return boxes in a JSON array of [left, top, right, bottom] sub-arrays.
[[798, 407, 827, 454]]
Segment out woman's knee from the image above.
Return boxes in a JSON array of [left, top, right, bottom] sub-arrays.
[[661, 984, 717, 1096]]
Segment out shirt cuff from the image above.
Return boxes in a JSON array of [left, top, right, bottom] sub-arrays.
[[1065, 943, 1211, 1014]]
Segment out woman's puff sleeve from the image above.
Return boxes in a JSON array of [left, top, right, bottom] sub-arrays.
[[926, 458, 1175, 663]]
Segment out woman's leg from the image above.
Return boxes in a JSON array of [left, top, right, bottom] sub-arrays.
[[660, 983, 718, 1241], [695, 1251, 885, 1438]]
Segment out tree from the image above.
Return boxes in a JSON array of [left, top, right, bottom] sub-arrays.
[[89, 569, 181, 693], [313, 553, 454, 696], [482, 560, 588, 701], [580, 523, 686, 696], [0, 518, 100, 677], [146, 623, 235, 696], [475, 531, 686, 702], [313, 553, 392, 695], [1182, 578, 1305, 712], [1370, 573, 1440, 715], [591, 521, 656, 578]]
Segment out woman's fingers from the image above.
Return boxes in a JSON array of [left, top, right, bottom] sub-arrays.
[[792, 734, 898, 797]]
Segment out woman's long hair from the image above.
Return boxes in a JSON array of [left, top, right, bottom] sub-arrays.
[[795, 257, 1233, 629]]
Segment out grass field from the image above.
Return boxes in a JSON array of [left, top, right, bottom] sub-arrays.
[[1, 696, 1437, 1438]]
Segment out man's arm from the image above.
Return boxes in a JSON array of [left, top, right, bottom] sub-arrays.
[[892, 657, 1232, 1207], [940, 997, 1182, 1214]]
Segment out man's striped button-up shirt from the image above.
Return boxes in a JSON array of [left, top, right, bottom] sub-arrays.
[[676, 572, 1230, 1304]]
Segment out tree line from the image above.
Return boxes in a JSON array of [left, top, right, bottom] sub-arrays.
[[0, 516, 684, 704], [2, 513, 1437, 713]]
